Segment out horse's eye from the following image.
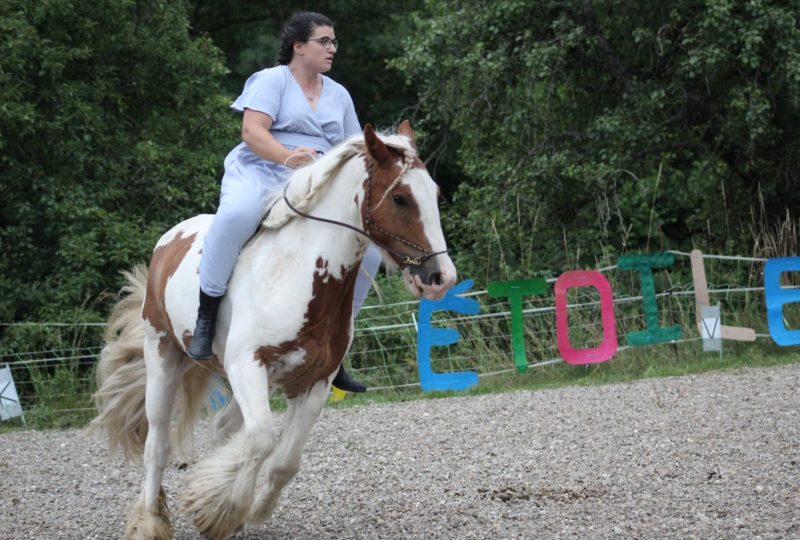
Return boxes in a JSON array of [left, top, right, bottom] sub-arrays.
[[392, 194, 409, 207]]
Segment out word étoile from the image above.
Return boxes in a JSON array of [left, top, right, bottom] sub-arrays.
[[414, 251, 800, 392]]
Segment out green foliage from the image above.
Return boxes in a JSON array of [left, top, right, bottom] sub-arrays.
[[25, 363, 95, 428], [393, 0, 800, 282], [187, 0, 424, 128], [0, 0, 238, 346]]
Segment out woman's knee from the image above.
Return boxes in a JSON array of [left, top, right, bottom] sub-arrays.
[[214, 196, 266, 241]]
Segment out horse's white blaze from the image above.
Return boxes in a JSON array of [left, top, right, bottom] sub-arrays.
[[401, 168, 457, 300]]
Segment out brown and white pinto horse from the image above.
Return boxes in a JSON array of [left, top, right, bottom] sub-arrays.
[[91, 122, 456, 540]]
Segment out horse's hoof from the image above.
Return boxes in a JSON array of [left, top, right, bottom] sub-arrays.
[[125, 491, 172, 539]]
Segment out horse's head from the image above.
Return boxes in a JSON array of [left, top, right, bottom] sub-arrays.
[[362, 121, 457, 300]]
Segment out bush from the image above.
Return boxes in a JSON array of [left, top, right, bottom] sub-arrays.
[[0, 0, 238, 350]]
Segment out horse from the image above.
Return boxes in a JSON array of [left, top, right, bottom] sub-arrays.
[[90, 121, 457, 540]]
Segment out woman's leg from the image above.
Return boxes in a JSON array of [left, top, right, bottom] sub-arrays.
[[198, 175, 266, 297], [189, 175, 266, 360], [352, 244, 382, 317]]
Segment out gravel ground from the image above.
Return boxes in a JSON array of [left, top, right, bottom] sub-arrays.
[[1, 363, 799, 540]]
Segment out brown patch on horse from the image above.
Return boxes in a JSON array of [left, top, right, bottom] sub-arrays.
[[254, 257, 360, 398], [361, 151, 434, 265], [142, 230, 195, 350]]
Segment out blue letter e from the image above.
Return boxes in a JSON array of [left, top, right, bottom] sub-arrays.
[[765, 257, 800, 346], [417, 280, 480, 392]]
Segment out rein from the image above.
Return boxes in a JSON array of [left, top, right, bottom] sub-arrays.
[[282, 155, 447, 269]]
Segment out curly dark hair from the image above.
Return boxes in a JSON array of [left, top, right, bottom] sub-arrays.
[[276, 11, 334, 65]]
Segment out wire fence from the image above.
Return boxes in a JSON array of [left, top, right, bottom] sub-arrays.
[[0, 251, 780, 419]]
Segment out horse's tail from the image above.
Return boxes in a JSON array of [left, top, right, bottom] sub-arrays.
[[88, 264, 150, 460], [89, 265, 214, 463]]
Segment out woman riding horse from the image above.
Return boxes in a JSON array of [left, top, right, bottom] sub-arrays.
[[91, 10, 458, 540], [93, 122, 457, 540], [189, 11, 376, 393]]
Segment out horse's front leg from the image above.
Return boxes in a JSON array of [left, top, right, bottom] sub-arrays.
[[249, 378, 330, 523], [209, 395, 243, 447], [182, 349, 276, 540], [127, 337, 187, 540]]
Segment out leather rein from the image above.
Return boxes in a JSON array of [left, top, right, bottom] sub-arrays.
[[282, 156, 447, 269]]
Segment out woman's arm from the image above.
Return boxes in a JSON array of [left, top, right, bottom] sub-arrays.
[[241, 109, 315, 168]]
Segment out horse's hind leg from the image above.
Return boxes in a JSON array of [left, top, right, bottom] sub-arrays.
[[183, 353, 277, 540], [127, 337, 187, 540], [249, 379, 330, 523]]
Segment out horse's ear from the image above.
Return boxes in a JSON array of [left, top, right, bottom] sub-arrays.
[[398, 120, 417, 149], [364, 123, 392, 163]]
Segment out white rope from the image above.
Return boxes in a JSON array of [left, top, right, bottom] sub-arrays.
[[368, 381, 421, 391], [667, 250, 768, 262], [1, 346, 101, 357], [5, 354, 99, 366], [365, 336, 713, 390], [479, 358, 563, 377], [355, 285, 767, 331], [544, 264, 619, 283], [0, 322, 106, 327]]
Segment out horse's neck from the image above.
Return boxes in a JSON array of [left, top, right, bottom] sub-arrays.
[[250, 160, 367, 272]]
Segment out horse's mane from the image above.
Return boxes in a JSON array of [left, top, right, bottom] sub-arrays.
[[262, 131, 416, 229]]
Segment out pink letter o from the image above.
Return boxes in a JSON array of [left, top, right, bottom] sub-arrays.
[[555, 271, 618, 365]]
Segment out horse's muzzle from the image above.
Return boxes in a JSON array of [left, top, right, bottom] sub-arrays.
[[404, 254, 457, 300]]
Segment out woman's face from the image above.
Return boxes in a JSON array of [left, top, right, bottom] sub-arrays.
[[296, 25, 337, 73]]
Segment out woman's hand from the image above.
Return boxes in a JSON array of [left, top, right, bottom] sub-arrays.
[[283, 147, 317, 169]]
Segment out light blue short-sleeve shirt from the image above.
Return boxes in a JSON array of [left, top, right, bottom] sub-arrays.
[[223, 65, 361, 194]]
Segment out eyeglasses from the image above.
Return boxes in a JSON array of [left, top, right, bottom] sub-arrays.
[[308, 37, 339, 50]]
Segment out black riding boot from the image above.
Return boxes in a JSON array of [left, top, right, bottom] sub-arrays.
[[332, 364, 367, 393], [187, 290, 223, 360]]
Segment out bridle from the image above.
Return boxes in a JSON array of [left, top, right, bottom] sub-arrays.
[[282, 153, 448, 269]]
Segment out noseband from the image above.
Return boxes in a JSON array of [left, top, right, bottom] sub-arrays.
[[282, 153, 448, 269]]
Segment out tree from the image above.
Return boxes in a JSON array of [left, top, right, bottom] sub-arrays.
[[0, 0, 237, 346], [393, 0, 800, 281]]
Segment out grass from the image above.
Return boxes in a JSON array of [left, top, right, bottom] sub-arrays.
[[326, 338, 800, 410], [0, 363, 96, 431]]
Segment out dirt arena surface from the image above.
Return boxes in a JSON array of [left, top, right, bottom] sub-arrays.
[[1, 363, 798, 539]]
